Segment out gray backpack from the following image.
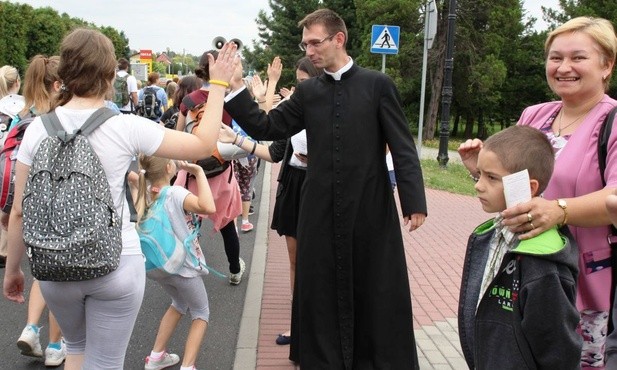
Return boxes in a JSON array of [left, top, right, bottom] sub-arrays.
[[22, 108, 123, 281]]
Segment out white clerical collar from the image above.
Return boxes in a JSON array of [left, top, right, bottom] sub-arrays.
[[324, 57, 353, 81]]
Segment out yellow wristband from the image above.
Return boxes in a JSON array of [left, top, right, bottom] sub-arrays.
[[209, 79, 230, 88]]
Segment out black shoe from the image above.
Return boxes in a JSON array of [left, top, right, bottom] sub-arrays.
[[248, 205, 255, 216], [276, 334, 291, 345], [0, 255, 6, 268]]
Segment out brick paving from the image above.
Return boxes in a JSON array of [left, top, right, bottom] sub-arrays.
[[238, 154, 487, 369]]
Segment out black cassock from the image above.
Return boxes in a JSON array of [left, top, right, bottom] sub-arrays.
[[226, 63, 427, 369]]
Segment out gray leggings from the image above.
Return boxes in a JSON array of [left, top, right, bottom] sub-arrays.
[[40, 255, 145, 370], [154, 274, 210, 321]]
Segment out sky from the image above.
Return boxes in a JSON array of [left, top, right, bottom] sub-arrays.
[[11, 0, 560, 56]]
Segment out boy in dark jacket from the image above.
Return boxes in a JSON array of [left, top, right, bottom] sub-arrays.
[[458, 125, 581, 369]]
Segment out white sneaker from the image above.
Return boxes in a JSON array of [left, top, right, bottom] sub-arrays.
[[229, 257, 246, 285], [44, 340, 67, 367], [17, 325, 43, 357], [144, 351, 180, 370], [240, 222, 254, 232]]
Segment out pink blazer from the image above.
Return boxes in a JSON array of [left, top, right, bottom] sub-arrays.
[[518, 94, 617, 311]]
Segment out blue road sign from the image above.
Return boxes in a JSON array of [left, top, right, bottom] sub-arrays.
[[370, 25, 400, 55]]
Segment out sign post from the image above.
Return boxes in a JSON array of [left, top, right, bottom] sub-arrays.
[[370, 25, 400, 73], [139, 49, 153, 75], [417, 0, 438, 157]]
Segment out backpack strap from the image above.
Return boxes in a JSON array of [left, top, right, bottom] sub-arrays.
[[598, 105, 617, 335], [598, 107, 617, 242], [599, 106, 617, 186], [41, 107, 118, 143]]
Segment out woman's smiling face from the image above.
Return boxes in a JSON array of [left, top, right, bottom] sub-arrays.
[[545, 31, 611, 102]]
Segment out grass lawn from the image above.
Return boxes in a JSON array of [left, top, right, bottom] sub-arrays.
[[422, 137, 465, 152], [420, 159, 476, 196]]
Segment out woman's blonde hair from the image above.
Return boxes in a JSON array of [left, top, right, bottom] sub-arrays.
[[0, 65, 19, 98], [21, 55, 60, 115], [545, 17, 617, 91], [135, 155, 172, 222], [55, 28, 117, 107]]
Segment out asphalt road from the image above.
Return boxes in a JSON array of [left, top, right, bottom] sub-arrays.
[[0, 168, 263, 370]]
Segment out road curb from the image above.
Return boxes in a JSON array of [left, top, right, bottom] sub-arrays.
[[234, 161, 272, 369]]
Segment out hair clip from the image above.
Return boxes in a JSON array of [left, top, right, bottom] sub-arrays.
[[60, 83, 68, 92], [139, 169, 146, 174]]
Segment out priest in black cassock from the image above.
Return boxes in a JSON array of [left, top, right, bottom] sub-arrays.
[[224, 8, 427, 370]]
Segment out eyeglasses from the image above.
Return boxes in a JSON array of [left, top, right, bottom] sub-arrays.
[[298, 34, 336, 51]]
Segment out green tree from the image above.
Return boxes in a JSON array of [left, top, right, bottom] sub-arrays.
[[544, 0, 617, 27], [321, 0, 362, 58], [354, 0, 424, 129], [0, 1, 31, 74], [25, 7, 65, 59], [100, 26, 130, 60], [243, 0, 321, 86], [424, 0, 548, 140]]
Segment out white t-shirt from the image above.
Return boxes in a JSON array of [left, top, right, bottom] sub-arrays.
[[162, 186, 208, 277], [17, 106, 165, 255], [117, 70, 138, 112]]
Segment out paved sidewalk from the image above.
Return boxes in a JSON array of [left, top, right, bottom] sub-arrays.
[[235, 156, 486, 369]]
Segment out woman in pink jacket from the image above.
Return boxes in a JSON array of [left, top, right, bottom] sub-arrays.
[[459, 17, 617, 369]]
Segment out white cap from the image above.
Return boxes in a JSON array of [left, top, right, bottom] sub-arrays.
[[0, 94, 26, 118]]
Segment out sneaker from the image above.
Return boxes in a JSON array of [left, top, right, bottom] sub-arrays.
[[229, 258, 246, 285], [248, 205, 255, 215], [144, 351, 180, 370], [241, 222, 254, 233], [44, 340, 66, 367], [17, 325, 43, 357]]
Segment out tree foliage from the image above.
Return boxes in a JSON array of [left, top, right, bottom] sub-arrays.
[[0, 1, 129, 77], [244, 0, 617, 141], [243, 0, 320, 86]]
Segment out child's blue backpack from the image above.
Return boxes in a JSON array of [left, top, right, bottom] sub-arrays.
[[138, 186, 202, 278]]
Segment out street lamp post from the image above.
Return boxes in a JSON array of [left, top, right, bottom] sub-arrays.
[[437, 0, 457, 168]]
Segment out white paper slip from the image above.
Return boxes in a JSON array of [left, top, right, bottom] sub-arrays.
[[503, 169, 532, 208]]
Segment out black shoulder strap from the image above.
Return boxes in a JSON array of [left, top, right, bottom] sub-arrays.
[[599, 106, 617, 186], [599, 106, 617, 336]]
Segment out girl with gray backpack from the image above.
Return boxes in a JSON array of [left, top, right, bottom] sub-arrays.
[[2, 28, 239, 370]]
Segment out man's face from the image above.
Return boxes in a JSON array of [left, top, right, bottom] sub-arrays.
[[301, 24, 338, 70]]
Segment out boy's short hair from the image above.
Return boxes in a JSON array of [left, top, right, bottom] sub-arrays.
[[483, 125, 554, 194], [147, 72, 160, 85]]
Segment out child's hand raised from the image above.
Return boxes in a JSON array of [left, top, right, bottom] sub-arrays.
[[176, 160, 204, 176]]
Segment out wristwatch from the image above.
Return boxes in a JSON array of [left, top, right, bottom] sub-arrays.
[[557, 199, 568, 226]]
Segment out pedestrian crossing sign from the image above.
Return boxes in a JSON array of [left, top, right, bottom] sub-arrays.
[[370, 25, 400, 55]]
